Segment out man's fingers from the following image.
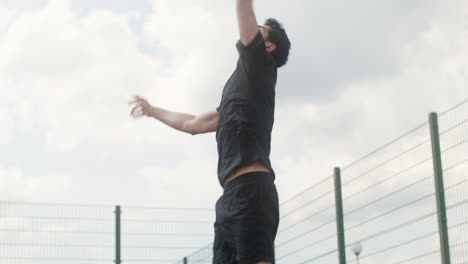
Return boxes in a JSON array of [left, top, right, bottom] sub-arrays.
[[128, 96, 144, 106], [130, 104, 138, 114], [128, 95, 148, 105], [130, 105, 144, 118], [128, 99, 137, 106], [130, 105, 142, 113], [133, 95, 146, 103], [128, 100, 140, 106]]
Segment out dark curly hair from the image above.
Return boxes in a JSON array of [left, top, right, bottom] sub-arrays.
[[264, 18, 291, 68]]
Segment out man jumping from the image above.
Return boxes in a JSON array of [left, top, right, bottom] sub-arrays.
[[129, 1, 290, 263]]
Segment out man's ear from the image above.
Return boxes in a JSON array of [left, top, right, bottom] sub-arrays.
[[266, 41, 277, 53]]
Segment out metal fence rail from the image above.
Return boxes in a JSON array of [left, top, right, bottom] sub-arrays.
[[0, 99, 467, 264]]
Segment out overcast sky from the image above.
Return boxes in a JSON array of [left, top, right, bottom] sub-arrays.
[[0, 0, 467, 209]]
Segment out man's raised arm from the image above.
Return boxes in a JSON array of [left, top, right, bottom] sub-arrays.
[[129, 96, 218, 135], [236, 0, 260, 46]]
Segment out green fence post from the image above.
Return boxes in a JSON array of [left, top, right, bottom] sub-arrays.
[[334, 167, 347, 264], [273, 243, 276, 264], [429, 112, 451, 264], [183, 257, 188, 264], [115, 206, 122, 264]]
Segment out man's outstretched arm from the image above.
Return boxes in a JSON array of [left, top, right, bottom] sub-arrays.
[[129, 96, 218, 135], [236, 0, 260, 46]]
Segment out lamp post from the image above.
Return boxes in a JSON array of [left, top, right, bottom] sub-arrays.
[[351, 242, 363, 264]]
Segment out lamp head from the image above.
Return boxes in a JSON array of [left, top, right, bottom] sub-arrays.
[[351, 242, 363, 255]]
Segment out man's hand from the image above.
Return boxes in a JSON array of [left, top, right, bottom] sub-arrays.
[[128, 95, 152, 119]]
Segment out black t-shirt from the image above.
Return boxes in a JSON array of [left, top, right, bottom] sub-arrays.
[[216, 31, 277, 186]]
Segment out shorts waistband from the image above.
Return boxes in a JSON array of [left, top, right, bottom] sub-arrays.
[[223, 171, 274, 191]]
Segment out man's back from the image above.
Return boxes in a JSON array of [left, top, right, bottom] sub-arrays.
[[216, 31, 277, 187]]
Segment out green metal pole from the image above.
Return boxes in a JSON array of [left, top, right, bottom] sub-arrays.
[[334, 167, 347, 264], [115, 206, 122, 264], [183, 257, 188, 264], [429, 113, 451, 264]]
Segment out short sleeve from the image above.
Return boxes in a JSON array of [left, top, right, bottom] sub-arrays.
[[236, 31, 274, 66]]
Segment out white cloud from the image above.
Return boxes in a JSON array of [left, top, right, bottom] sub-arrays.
[[142, 0, 237, 112], [0, 108, 14, 144], [272, 0, 468, 198], [0, 0, 165, 151], [139, 156, 221, 208], [0, 6, 18, 37], [137, 137, 221, 207], [0, 165, 72, 200], [0, 0, 235, 152]]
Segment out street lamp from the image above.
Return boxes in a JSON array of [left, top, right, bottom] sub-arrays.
[[351, 242, 363, 264]]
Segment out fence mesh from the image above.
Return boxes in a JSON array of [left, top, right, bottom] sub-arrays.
[[0, 201, 114, 264], [340, 121, 440, 264], [120, 206, 214, 264], [172, 243, 213, 264], [275, 176, 338, 263], [439, 99, 468, 263], [0, 202, 215, 264]]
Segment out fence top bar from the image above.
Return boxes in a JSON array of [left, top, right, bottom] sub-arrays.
[[440, 97, 468, 116], [123, 205, 214, 211], [0, 200, 214, 211]]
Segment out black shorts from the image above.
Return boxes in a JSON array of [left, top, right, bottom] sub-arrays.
[[213, 172, 279, 264]]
